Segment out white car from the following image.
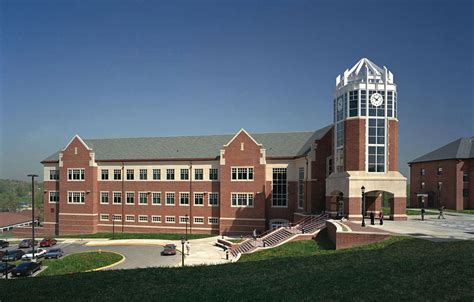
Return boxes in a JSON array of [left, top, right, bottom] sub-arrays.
[[21, 248, 47, 260]]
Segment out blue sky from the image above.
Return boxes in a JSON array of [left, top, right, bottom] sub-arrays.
[[0, 0, 472, 180]]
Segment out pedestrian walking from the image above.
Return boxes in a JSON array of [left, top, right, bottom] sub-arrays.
[[252, 228, 257, 240], [370, 211, 375, 225], [379, 210, 384, 225], [421, 208, 426, 221], [185, 241, 190, 255], [438, 205, 446, 219]]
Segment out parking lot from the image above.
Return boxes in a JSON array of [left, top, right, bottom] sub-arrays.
[[1, 239, 181, 278]]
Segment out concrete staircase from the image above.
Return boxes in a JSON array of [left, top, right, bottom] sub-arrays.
[[230, 214, 328, 258]]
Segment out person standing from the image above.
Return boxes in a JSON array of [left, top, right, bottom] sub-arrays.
[[379, 211, 384, 225], [370, 211, 375, 225], [438, 205, 446, 219], [185, 241, 190, 255], [252, 229, 257, 240]]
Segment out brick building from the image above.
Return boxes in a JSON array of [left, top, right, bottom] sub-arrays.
[[409, 137, 474, 210], [41, 58, 407, 236]]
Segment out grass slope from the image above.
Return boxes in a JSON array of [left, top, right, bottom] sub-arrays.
[[39, 251, 123, 276], [1, 236, 473, 301], [58, 232, 214, 240]]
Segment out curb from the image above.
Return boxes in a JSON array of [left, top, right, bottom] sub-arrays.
[[85, 250, 126, 272]]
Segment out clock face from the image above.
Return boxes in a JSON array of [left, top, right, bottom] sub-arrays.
[[370, 93, 384, 107], [337, 99, 343, 111]]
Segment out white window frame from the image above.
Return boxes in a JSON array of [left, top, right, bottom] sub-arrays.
[[194, 168, 204, 180], [231, 166, 254, 181], [194, 192, 204, 206], [152, 215, 161, 223], [179, 216, 189, 224], [179, 192, 190, 206], [49, 191, 59, 203], [113, 192, 122, 204], [152, 192, 161, 205], [126, 215, 135, 222], [153, 169, 161, 180], [100, 214, 109, 221], [180, 168, 189, 180], [165, 216, 175, 224], [208, 192, 219, 207], [113, 169, 122, 180], [67, 168, 85, 181], [165, 192, 175, 206], [272, 168, 288, 208], [231, 193, 254, 208], [139, 169, 148, 180], [49, 170, 60, 181], [208, 217, 219, 225], [166, 169, 175, 180], [193, 216, 204, 224], [138, 215, 148, 223], [126, 169, 135, 180], [139, 192, 148, 205], [67, 191, 85, 204], [101, 169, 109, 180], [112, 214, 122, 221], [126, 192, 135, 205], [100, 191, 109, 204], [209, 168, 219, 181]]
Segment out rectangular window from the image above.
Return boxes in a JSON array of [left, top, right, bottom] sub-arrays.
[[153, 169, 161, 180], [113, 192, 122, 204], [139, 169, 147, 180], [68, 169, 85, 180], [114, 169, 122, 180], [139, 192, 148, 204], [67, 192, 85, 204], [209, 193, 219, 206], [349, 90, 358, 117], [101, 169, 109, 180], [50, 170, 60, 180], [180, 193, 189, 205], [231, 167, 254, 180], [113, 214, 122, 221], [126, 215, 135, 222], [49, 191, 59, 203], [463, 189, 469, 197], [231, 193, 254, 207], [179, 216, 188, 224], [360, 90, 367, 116], [387, 91, 393, 117], [298, 168, 304, 209], [166, 169, 175, 180], [208, 217, 219, 225], [420, 182, 425, 190], [194, 217, 204, 224], [437, 167, 443, 175], [195, 169, 203, 180], [209, 168, 218, 180], [152, 192, 161, 205], [165, 216, 175, 223], [368, 118, 385, 173], [126, 169, 134, 180], [194, 193, 204, 206], [100, 192, 109, 204], [138, 215, 148, 222], [100, 214, 109, 221], [180, 169, 189, 180], [463, 173, 469, 182], [166, 193, 175, 205], [126, 192, 134, 204], [421, 168, 425, 176], [152, 215, 161, 223], [272, 168, 287, 207]]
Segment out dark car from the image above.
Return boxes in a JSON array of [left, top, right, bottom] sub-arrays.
[[0, 240, 9, 248], [19, 239, 38, 249], [44, 248, 64, 259], [1, 250, 25, 261], [161, 244, 177, 256], [10, 261, 41, 277], [40, 238, 57, 247], [0, 262, 16, 276]]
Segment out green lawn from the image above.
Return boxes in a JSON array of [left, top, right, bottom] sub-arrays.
[[445, 209, 474, 215], [38, 251, 123, 277], [58, 232, 215, 240], [1, 233, 473, 301]]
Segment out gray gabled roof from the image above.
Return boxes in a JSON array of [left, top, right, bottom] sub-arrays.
[[409, 137, 474, 164], [42, 125, 332, 162]]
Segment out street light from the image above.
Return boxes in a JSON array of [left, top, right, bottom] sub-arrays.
[[361, 186, 366, 227], [181, 236, 186, 267], [27, 174, 38, 260], [112, 214, 115, 240]]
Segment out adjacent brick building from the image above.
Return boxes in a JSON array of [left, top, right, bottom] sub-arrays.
[[409, 137, 474, 210], [40, 58, 407, 236]]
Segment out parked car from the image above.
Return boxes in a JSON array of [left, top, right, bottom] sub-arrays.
[[22, 248, 47, 260], [0, 240, 9, 248], [44, 248, 64, 259], [0, 262, 16, 276], [40, 238, 57, 247], [10, 261, 41, 277], [1, 250, 25, 261], [161, 244, 177, 256], [18, 239, 38, 249]]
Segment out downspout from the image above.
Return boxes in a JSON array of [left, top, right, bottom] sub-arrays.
[[121, 161, 124, 233], [305, 155, 309, 213]]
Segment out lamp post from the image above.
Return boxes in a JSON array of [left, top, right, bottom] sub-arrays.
[[181, 236, 185, 267], [27, 174, 38, 260], [185, 214, 189, 240], [361, 186, 366, 227], [112, 214, 115, 240]]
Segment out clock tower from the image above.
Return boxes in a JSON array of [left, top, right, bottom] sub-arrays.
[[326, 58, 407, 220]]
